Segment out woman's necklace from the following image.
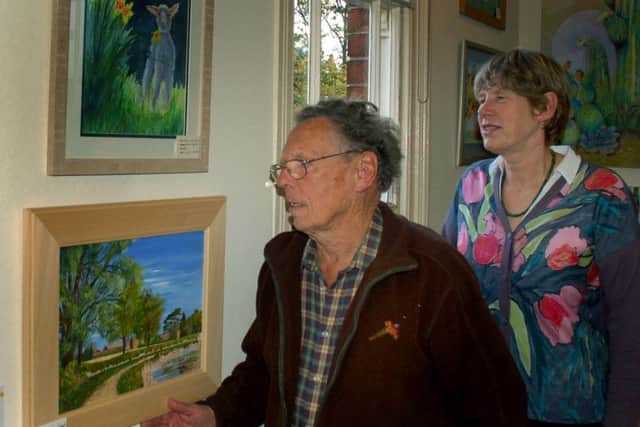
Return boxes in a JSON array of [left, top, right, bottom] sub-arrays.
[[501, 150, 556, 218]]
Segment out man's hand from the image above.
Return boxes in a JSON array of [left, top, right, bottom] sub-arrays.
[[141, 399, 216, 427]]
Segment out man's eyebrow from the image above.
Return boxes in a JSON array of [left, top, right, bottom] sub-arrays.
[[281, 151, 314, 161]]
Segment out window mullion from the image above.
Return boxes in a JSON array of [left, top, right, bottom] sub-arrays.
[[308, 0, 322, 103], [368, 1, 381, 105]]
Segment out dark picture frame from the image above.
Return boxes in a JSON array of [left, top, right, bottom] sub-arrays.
[[456, 40, 500, 166], [459, 0, 506, 30]]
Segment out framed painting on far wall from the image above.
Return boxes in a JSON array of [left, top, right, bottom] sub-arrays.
[[23, 197, 226, 427], [47, 0, 214, 175], [541, 0, 640, 168], [459, 0, 506, 30], [456, 40, 499, 166]]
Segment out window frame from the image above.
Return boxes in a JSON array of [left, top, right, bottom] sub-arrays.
[[272, 0, 431, 233]]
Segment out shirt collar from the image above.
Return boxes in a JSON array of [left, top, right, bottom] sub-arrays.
[[550, 145, 581, 183], [488, 145, 581, 184], [301, 207, 383, 273]]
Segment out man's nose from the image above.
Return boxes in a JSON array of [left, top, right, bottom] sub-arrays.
[[276, 167, 292, 188]]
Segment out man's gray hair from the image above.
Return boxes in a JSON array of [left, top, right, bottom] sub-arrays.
[[296, 99, 403, 192]]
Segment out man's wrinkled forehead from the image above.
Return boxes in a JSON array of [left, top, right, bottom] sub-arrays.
[[283, 118, 343, 157]]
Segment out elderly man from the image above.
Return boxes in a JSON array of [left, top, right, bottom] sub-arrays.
[[143, 99, 527, 427]]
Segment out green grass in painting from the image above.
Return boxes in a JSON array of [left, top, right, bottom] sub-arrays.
[[59, 335, 199, 413], [59, 362, 125, 413], [117, 361, 145, 394], [82, 75, 187, 137]]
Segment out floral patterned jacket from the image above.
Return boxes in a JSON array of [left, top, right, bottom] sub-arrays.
[[442, 147, 640, 426]]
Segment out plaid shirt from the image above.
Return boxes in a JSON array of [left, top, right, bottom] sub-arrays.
[[292, 208, 382, 427]]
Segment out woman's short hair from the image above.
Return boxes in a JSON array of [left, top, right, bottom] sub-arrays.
[[474, 49, 571, 145], [296, 99, 402, 192]]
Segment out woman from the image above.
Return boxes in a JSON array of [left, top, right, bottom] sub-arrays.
[[442, 49, 640, 426]]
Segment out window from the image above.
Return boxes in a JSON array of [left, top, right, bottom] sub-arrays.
[[274, 0, 429, 232]]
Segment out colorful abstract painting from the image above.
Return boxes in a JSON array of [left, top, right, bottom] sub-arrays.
[[542, 0, 640, 167]]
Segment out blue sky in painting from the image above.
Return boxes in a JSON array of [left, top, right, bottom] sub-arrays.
[[128, 230, 204, 320], [90, 230, 204, 349]]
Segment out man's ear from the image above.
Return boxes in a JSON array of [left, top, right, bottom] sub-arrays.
[[354, 151, 378, 192], [535, 91, 558, 125]]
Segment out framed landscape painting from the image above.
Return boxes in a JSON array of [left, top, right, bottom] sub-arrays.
[[23, 197, 226, 427], [457, 40, 499, 166], [47, 0, 214, 175]]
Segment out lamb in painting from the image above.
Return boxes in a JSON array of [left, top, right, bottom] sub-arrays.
[[142, 3, 180, 110]]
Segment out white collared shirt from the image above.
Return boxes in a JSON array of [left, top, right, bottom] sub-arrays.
[[488, 145, 582, 219]]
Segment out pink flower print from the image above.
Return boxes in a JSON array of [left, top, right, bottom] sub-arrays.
[[484, 212, 504, 238], [548, 183, 570, 209], [512, 228, 528, 272], [584, 168, 627, 200], [548, 196, 562, 209], [534, 286, 583, 346], [457, 223, 469, 254], [462, 168, 488, 204], [513, 253, 525, 273], [472, 233, 499, 264], [587, 262, 600, 288], [546, 244, 579, 270], [513, 228, 527, 252], [483, 213, 505, 265], [545, 226, 587, 271]]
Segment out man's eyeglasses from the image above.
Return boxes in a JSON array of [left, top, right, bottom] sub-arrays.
[[269, 150, 361, 183]]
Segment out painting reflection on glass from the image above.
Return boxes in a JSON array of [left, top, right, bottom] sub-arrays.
[[58, 231, 204, 413]]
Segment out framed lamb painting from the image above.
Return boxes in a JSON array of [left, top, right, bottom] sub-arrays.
[[47, 0, 214, 175]]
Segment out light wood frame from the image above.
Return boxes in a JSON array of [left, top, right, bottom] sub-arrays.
[[456, 40, 499, 166], [23, 197, 226, 427], [47, 0, 214, 175], [459, 0, 506, 30]]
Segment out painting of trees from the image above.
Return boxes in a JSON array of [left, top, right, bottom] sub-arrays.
[[59, 240, 144, 367], [135, 288, 165, 347], [57, 231, 205, 413], [163, 308, 185, 339]]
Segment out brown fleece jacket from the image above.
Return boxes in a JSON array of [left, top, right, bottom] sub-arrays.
[[204, 203, 527, 427]]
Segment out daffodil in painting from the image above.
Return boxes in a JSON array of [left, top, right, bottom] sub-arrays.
[[151, 30, 162, 45], [113, 0, 134, 25]]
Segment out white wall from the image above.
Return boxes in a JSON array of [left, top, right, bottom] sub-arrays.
[[0, 0, 274, 425]]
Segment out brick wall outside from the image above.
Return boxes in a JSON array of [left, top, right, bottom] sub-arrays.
[[346, 6, 368, 100]]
